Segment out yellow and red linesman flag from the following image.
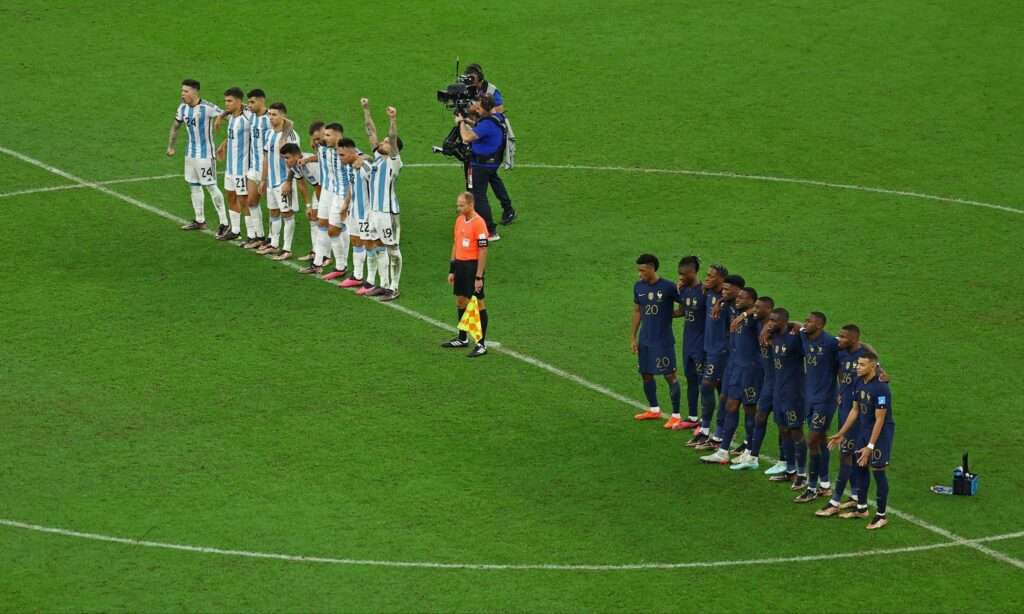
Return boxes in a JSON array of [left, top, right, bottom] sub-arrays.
[[457, 296, 483, 343]]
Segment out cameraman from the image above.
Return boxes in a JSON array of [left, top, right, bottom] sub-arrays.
[[458, 94, 514, 239], [464, 64, 505, 114]]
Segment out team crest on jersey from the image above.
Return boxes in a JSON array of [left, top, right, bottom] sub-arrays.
[[656, 290, 664, 300]]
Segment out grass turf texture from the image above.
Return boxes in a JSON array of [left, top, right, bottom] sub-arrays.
[[1, 0, 1023, 611]]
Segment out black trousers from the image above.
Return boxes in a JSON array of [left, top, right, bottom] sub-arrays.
[[467, 163, 512, 233]]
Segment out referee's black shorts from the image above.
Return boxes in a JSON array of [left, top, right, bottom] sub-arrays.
[[452, 259, 484, 299]]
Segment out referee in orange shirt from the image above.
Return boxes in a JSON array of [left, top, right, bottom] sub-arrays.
[[441, 191, 489, 357]]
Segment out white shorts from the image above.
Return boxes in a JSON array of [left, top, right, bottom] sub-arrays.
[[370, 210, 400, 245], [224, 174, 248, 195], [318, 191, 337, 225], [349, 212, 377, 240], [245, 168, 261, 183], [267, 183, 297, 213], [184, 157, 216, 186]]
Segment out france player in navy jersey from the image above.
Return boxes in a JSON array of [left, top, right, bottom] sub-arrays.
[[631, 254, 684, 423], [695, 273, 744, 452], [766, 308, 809, 488], [795, 311, 840, 503], [673, 256, 705, 430], [732, 296, 785, 471], [688, 264, 728, 448], [826, 350, 894, 530], [702, 285, 762, 465]]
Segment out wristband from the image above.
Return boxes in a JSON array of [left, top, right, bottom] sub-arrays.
[[449, 260, 456, 275], [867, 442, 875, 450], [475, 276, 483, 280]]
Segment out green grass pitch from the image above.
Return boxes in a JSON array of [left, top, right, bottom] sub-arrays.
[[1, 1, 1023, 611]]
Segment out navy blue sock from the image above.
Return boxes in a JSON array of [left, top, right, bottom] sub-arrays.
[[819, 444, 831, 484], [833, 461, 852, 502], [700, 383, 716, 429], [714, 397, 726, 439], [743, 411, 755, 446], [642, 379, 659, 409], [750, 412, 770, 457], [777, 428, 785, 460], [668, 379, 681, 414], [784, 438, 797, 472], [796, 439, 808, 475], [874, 470, 889, 515], [686, 378, 700, 418], [720, 410, 740, 450], [808, 452, 820, 488], [854, 466, 871, 508]]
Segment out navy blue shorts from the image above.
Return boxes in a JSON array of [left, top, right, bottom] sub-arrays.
[[724, 363, 744, 400], [807, 402, 836, 433], [740, 366, 763, 406], [757, 377, 774, 414], [858, 424, 894, 468], [682, 352, 705, 381], [638, 342, 676, 375], [703, 351, 728, 383], [775, 400, 805, 429]]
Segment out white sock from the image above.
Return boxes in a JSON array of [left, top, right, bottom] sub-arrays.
[[338, 232, 350, 270], [229, 210, 241, 233], [269, 216, 282, 248], [189, 185, 205, 223], [244, 214, 255, 238], [308, 221, 318, 250], [366, 247, 379, 285], [249, 207, 264, 238], [672, 413, 681, 419], [282, 216, 295, 252], [314, 228, 329, 266], [386, 245, 402, 291], [375, 246, 390, 289], [352, 246, 366, 281], [330, 233, 344, 269], [206, 186, 228, 225]]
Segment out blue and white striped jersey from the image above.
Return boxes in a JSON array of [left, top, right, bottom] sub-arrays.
[[249, 112, 272, 173], [362, 152, 403, 214], [175, 100, 223, 159], [317, 144, 338, 194], [347, 160, 372, 220], [288, 154, 321, 186], [264, 129, 300, 188], [224, 111, 251, 175]]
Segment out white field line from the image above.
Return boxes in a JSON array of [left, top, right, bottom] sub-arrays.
[[0, 173, 178, 199], [2, 145, 1022, 572], [0, 519, 1021, 571]]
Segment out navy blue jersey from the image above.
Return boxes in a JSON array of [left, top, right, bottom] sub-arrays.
[[837, 345, 869, 412], [703, 289, 729, 355], [634, 278, 679, 347], [854, 376, 894, 438], [757, 319, 775, 389], [678, 283, 706, 356], [730, 312, 761, 370], [772, 329, 804, 403], [802, 331, 839, 405]]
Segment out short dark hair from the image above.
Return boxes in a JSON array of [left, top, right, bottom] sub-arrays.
[[181, 78, 200, 90], [337, 137, 356, 148], [309, 121, 325, 134], [709, 263, 728, 277], [678, 255, 700, 271], [478, 94, 496, 112], [246, 88, 266, 99], [325, 122, 344, 133], [757, 295, 775, 308], [224, 87, 244, 99], [636, 253, 660, 271], [279, 143, 301, 156], [861, 349, 879, 362], [269, 102, 287, 114], [724, 274, 746, 288], [465, 63, 484, 80], [740, 286, 758, 301], [841, 323, 861, 335], [771, 307, 790, 320], [810, 311, 827, 325]]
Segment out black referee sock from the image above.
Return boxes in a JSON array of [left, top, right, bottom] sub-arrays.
[[457, 308, 467, 342], [479, 309, 488, 343]]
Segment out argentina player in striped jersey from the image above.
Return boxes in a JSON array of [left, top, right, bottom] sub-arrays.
[[213, 87, 250, 241], [256, 102, 299, 260], [281, 142, 326, 273], [313, 123, 351, 281], [338, 138, 375, 292], [358, 100, 404, 301], [166, 79, 229, 234], [296, 121, 325, 263], [241, 89, 271, 249]]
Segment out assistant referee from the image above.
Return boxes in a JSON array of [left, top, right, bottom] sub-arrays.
[[441, 192, 489, 357]]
